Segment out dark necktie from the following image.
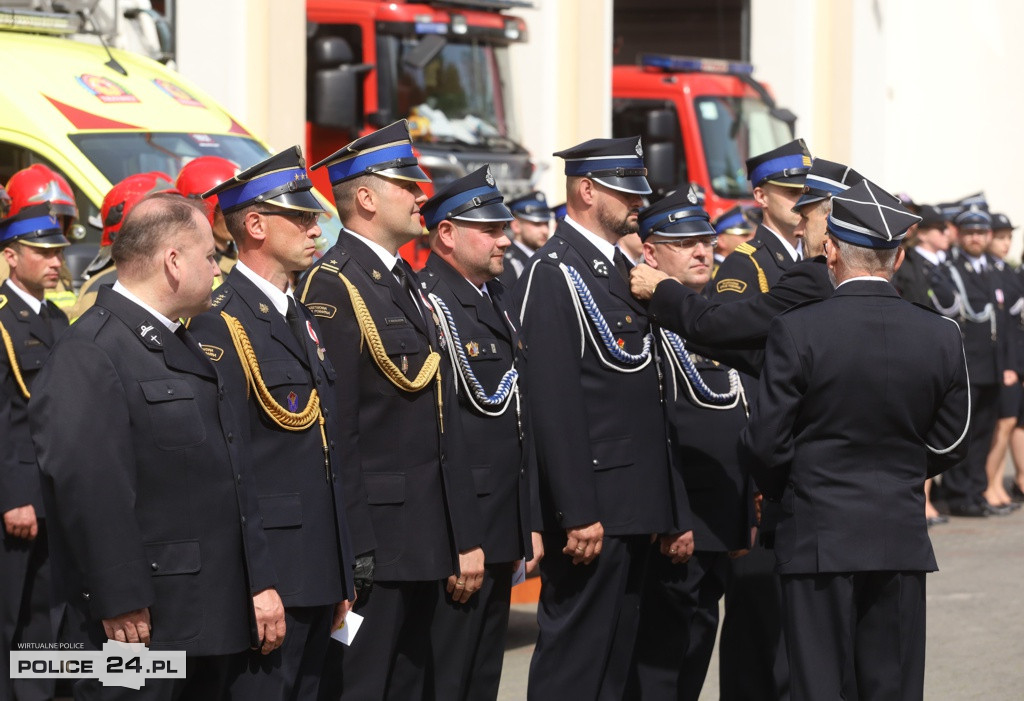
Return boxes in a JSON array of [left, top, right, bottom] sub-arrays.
[[285, 297, 309, 348], [613, 248, 632, 282], [393, 261, 424, 320], [36, 303, 56, 345]]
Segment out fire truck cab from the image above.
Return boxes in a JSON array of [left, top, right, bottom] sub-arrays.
[[612, 54, 796, 218]]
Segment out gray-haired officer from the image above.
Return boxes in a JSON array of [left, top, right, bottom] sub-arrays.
[[0, 204, 70, 701], [187, 147, 355, 699], [302, 120, 486, 700], [741, 179, 969, 700], [513, 136, 688, 700], [497, 190, 551, 288], [629, 188, 755, 700], [418, 166, 533, 701]]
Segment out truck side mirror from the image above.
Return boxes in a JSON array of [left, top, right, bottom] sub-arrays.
[[645, 109, 677, 143], [310, 36, 373, 131], [645, 142, 677, 196]]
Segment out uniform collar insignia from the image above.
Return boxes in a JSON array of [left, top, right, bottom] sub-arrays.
[[593, 258, 609, 276], [259, 302, 269, 314], [372, 269, 382, 280]]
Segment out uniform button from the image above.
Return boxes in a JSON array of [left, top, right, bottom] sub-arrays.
[[236, 474, 242, 485], [227, 432, 234, 442], [286, 373, 293, 380], [151, 562, 159, 572], [219, 389, 225, 400], [556, 511, 564, 523], [166, 388, 174, 395], [616, 321, 623, 328], [592, 459, 599, 466], [330, 441, 336, 449], [82, 592, 90, 601], [241, 516, 247, 525], [332, 475, 337, 483], [322, 409, 329, 418], [440, 452, 446, 462]]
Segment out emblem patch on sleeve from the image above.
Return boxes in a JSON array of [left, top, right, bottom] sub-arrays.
[[306, 302, 337, 319], [201, 344, 224, 362], [715, 278, 747, 294]]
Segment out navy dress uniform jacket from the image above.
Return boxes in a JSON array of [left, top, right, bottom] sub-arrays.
[[662, 350, 755, 552], [188, 270, 354, 606], [512, 221, 680, 536], [740, 280, 971, 575], [0, 281, 68, 515], [300, 231, 484, 581], [30, 286, 274, 654], [421, 253, 531, 563], [710, 224, 797, 301], [939, 256, 1014, 387]]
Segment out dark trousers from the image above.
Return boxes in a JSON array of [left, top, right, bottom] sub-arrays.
[[943, 384, 998, 509], [319, 580, 440, 701], [74, 654, 236, 701], [430, 562, 515, 701], [227, 604, 333, 701], [2, 520, 55, 701], [718, 543, 789, 701], [527, 533, 650, 701], [628, 549, 730, 700], [781, 571, 926, 701]]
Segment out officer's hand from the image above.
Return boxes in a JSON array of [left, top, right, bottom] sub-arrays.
[[1005, 370, 1019, 387], [564, 521, 604, 565], [447, 547, 485, 604], [630, 264, 670, 301], [3, 505, 38, 540], [353, 552, 375, 599], [525, 531, 545, 575], [102, 608, 151, 645], [660, 531, 695, 564], [252, 588, 286, 655], [331, 599, 354, 633], [753, 492, 764, 525]]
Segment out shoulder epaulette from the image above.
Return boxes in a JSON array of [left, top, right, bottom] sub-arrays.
[[210, 284, 235, 310], [0, 294, 6, 310], [734, 242, 759, 256], [536, 238, 567, 265]]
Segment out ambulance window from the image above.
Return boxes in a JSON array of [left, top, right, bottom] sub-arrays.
[[67, 133, 270, 185]]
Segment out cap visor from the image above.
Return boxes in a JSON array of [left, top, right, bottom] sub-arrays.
[[515, 212, 552, 223], [763, 175, 807, 188], [453, 201, 514, 224], [593, 175, 652, 195], [792, 193, 826, 211], [375, 164, 431, 184], [17, 232, 71, 248], [265, 189, 326, 213]]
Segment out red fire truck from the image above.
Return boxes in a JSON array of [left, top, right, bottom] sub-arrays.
[[612, 53, 796, 220], [305, 0, 534, 266]]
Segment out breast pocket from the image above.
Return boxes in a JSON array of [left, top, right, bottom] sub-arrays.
[[604, 309, 645, 353], [139, 378, 206, 450], [260, 358, 311, 408]]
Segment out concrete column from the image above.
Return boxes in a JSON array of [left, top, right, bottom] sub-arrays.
[[175, 0, 305, 152]]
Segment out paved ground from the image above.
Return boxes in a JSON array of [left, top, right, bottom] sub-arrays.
[[498, 496, 1024, 700]]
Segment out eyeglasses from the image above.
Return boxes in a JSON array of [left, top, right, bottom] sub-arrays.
[[651, 237, 717, 250], [254, 210, 320, 229]]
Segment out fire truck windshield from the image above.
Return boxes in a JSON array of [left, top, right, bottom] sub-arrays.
[[394, 37, 519, 150], [695, 96, 792, 199]]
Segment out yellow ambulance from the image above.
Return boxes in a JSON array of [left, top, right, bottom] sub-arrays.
[[0, 10, 339, 288]]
